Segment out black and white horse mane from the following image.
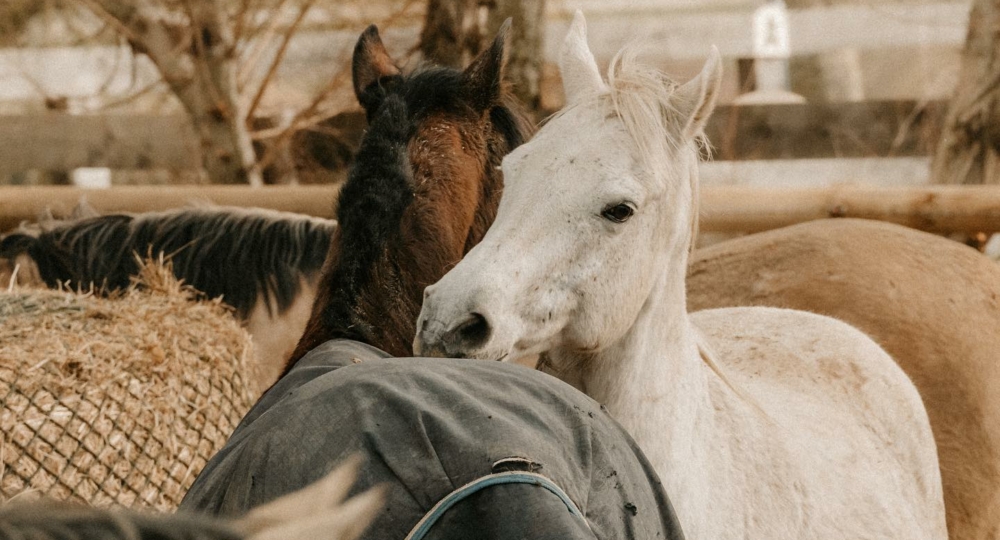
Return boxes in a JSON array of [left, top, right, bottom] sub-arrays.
[[0, 205, 336, 319]]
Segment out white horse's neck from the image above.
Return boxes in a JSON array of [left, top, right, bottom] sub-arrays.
[[544, 196, 733, 536], [551, 237, 722, 509]]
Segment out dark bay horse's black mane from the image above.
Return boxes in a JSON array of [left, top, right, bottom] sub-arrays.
[[327, 68, 530, 338], [0, 207, 335, 319]]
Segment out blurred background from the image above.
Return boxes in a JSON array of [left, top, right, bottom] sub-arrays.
[[0, 0, 991, 235]]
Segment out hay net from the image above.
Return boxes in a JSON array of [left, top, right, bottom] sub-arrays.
[[0, 260, 258, 511]]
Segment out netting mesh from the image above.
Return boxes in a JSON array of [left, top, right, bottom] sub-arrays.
[[0, 265, 257, 511]]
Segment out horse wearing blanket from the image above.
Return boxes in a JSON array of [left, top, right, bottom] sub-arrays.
[[180, 22, 684, 539]]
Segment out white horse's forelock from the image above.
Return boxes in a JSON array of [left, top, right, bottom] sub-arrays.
[[604, 44, 709, 250], [550, 43, 711, 254], [605, 45, 760, 407]]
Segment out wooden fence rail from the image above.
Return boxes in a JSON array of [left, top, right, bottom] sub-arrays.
[[2, 185, 999, 234], [0, 186, 340, 231], [0, 100, 945, 176], [0, 115, 200, 176], [699, 185, 1000, 233]]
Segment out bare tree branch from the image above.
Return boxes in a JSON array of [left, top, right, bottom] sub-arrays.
[[236, 0, 291, 89], [182, 0, 227, 109], [230, 0, 256, 52], [246, 0, 315, 121], [73, 0, 141, 44], [89, 79, 169, 111], [250, 0, 422, 177], [932, 0, 1000, 185]]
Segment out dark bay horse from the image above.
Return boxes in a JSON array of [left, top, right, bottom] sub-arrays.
[[182, 24, 684, 539], [0, 205, 335, 387], [284, 20, 533, 367]]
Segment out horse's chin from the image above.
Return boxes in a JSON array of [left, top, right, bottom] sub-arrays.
[[465, 349, 510, 362]]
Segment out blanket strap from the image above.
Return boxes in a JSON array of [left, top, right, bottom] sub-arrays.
[[403, 471, 587, 540]]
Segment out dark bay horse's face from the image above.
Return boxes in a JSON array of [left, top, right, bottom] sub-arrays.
[[284, 22, 532, 364], [355, 22, 529, 270]]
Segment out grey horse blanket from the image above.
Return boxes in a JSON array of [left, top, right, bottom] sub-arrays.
[[181, 340, 684, 540]]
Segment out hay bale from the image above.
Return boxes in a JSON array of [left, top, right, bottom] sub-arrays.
[[0, 260, 257, 511]]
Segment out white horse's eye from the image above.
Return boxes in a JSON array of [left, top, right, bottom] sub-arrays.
[[601, 203, 635, 223]]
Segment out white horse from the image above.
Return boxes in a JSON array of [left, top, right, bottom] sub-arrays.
[[414, 12, 946, 540]]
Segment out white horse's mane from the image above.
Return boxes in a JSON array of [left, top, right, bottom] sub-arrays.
[[602, 44, 711, 251], [600, 46, 767, 414], [548, 44, 713, 249]]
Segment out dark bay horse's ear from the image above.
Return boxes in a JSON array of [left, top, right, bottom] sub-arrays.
[[352, 25, 400, 106], [463, 18, 511, 111]]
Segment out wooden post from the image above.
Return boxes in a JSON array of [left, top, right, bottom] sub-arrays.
[[735, 0, 805, 105], [931, 0, 1000, 185]]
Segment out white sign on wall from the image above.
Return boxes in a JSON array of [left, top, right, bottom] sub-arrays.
[[752, 1, 791, 59]]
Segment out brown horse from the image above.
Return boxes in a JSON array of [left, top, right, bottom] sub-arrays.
[[283, 21, 532, 370], [688, 218, 1000, 540]]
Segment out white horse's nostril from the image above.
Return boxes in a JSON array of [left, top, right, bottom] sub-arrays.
[[442, 312, 492, 356]]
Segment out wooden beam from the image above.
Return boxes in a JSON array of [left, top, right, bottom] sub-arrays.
[[544, 2, 970, 61], [0, 101, 945, 176], [0, 115, 200, 175], [707, 100, 946, 160], [701, 157, 930, 188], [2, 185, 1000, 235], [699, 185, 1000, 234], [0, 185, 339, 232]]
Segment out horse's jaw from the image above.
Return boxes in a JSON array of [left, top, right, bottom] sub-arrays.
[[553, 267, 703, 408]]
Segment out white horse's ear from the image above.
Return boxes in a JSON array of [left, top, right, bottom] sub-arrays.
[[559, 11, 605, 105], [675, 46, 723, 138]]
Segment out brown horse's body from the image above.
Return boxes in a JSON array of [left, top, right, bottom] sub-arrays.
[[283, 22, 532, 373], [688, 218, 1000, 540]]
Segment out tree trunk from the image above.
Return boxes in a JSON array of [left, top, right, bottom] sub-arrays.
[[419, 0, 483, 69], [184, 2, 261, 186], [420, 0, 545, 111], [92, 0, 261, 185], [486, 0, 545, 111], [931, 0, 1000, 185]]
